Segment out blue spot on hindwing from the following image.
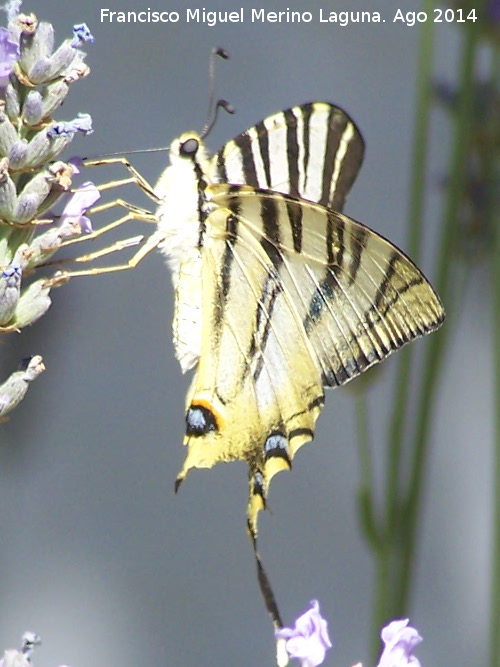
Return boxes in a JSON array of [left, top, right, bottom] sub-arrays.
[[264, 432, 290, 465], [186, 404, 218, 436]]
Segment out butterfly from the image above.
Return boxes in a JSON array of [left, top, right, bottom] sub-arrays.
[[75, 101, 444, 543], [150, 101, 445, 541]]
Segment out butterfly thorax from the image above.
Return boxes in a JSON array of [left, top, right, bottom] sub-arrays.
[[155, 132, 216, 276], [154, 132, 217, 373]]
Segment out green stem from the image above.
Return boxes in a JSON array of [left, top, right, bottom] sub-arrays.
[[489, 41, 500, 667], [356, 385, 390, 654], [371, 543, 391, 654], [396, 13, 480, 613]]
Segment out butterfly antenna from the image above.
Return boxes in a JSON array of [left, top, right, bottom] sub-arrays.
[[200, 47, 234, 139], [201, 99, 235, 140]]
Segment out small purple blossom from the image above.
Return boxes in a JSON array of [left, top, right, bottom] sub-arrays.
[[276, 600, 332, 667], [59, 181, 100, 234], [47, 113, 93, 138], [377, 619, 422, 667], [71, 23, 94, 48], [0, 26, 19, 87]]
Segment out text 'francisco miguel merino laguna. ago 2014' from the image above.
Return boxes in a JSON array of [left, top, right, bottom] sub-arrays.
[[99, 7, 478, 26], [100, 8, 392, 26]]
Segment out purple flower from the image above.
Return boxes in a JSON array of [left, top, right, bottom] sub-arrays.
[[276, 600, 332, 667], [59, 181, 100, 234], [71, 23, 94, 48], [377, 619, 422, 667], [46, 113, 93, 138], [0, 26, 19, 88]]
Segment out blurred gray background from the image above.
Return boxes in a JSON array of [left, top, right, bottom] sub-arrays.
[[0, 1, 492, 666]]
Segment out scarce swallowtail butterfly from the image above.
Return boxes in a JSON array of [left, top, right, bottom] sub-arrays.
[[78, 98, 444, 542], [154, 100, 445, 540]]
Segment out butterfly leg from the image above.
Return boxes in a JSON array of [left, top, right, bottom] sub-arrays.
[[38, 169, 161, 282], [44, 230, 164, 287], [38, 158, 162, 280], [83, 156, 160, 203], [57, 199, 157, 252]]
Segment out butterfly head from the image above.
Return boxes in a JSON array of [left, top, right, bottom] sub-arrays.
[[169, 132, 211, 169]]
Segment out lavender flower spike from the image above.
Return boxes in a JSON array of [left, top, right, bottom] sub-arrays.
[[0, 26, 20, 88], [276, 600, 332, 667], [377, 619, 422, 667]]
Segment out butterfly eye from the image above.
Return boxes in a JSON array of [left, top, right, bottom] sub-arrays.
[[179, 137, 199, 158]]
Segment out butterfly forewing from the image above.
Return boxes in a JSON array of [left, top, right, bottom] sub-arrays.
[[215, 102, 365, 211]]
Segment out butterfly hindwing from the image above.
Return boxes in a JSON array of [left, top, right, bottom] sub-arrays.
[[175, 184, 444, 538]]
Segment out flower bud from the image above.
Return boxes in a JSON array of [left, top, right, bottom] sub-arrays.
[[30, 42, 75, 84], [42, 79, 69, 117], [28, 227, 62, 266], [4, 81, 20, 121], [9, 131, 69, 170], [0, 355, 45, 417], [0, 108, 18, 156], [31, 21, 54, 59], [23, 89, 43, 126], [8, 139, 31, 169], [18, 18, 51, 77], [18, 170, 51, 203], [14, 192, 40, 222], [27, 55, 51, 85], [0, 258, 22, 325], [14, 279, 51, 327], [0, 244, 31, 325], [14, 243, 34, 271], [0, 166, 17, 219]]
